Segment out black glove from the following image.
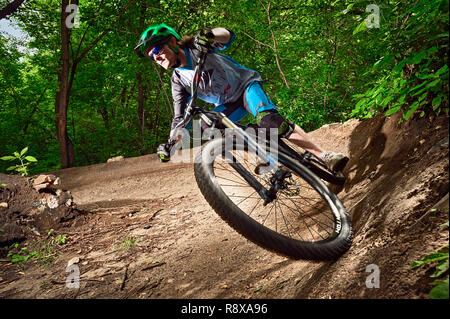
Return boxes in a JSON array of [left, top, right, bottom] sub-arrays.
[[157, 142, 173, 162], [193, 28, 215, 53]]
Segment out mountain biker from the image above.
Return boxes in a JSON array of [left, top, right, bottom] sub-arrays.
[[134, 24, 349, 172]]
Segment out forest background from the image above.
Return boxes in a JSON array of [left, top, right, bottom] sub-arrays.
[[0, 0, 448, 173]]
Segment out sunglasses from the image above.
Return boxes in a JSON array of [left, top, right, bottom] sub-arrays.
[[147, 44, 165, 61]]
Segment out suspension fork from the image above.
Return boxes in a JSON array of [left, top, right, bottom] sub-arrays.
[[220, 116, 283, 205]]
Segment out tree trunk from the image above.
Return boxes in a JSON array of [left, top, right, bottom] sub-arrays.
[[55, 0, 74, 168], [54, 0, 136, 168], [136, 72, 145, 133]]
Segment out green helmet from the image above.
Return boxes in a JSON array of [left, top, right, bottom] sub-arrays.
[[134, 23, 181, 58]]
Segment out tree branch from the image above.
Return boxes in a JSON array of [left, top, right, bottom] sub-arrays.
[[75, 0, 137, 64], [0, 0, 25, 20], [258, 0, 290, 89]]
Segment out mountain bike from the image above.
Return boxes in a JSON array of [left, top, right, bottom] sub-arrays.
[[168, 48, 353, 260]]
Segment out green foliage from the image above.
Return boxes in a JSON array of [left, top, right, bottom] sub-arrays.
[[351, 48, 449, 120], [0, 0, 448, 173], [350, 0, 449, 121], [120, 237, 139, 250], [0, 147, 38, 176], [6, 229, 68, 267]]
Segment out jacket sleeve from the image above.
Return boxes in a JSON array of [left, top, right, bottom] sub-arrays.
[[212, 28, 235, 51], [170, 71, 190, 138]]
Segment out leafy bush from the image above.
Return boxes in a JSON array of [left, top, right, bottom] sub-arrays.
[[351, 49, 449, 120]]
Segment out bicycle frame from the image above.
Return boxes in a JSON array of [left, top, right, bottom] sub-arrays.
[[168, 49, 286, 205], [169, 50, 281, 174]]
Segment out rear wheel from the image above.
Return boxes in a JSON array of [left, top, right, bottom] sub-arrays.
[[194, 137, 353, 260]]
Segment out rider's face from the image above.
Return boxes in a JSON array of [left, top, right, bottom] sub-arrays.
[[146, 38, 177, 70], [152, 45, 172, 69]]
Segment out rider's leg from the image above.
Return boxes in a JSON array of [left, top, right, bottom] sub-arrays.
[[242, 81, 349, 171], [243, 81, 323, 155], [287, 124, 324, 158]]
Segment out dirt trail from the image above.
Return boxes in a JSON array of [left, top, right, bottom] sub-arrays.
[[0, 112, 448, 299]]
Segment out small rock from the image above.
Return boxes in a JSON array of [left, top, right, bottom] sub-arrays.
[[67, 257, 80, 267], [0, 202, 8, 208], [107, 156, 124, 163], [32, 175, 57, 191], [31, 227, 41, 236], [43, 193, 59, 209], [65, 199, 73, 207]]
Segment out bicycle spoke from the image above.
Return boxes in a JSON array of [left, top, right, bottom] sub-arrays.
[[210, 144, 339, 244]]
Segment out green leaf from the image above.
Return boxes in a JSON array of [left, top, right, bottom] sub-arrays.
[[20, 147, 28, 156], [0, 156, 16, 161], [25, 156, 37, 162], [411, 251, 449, 269], [435, 65, 449, 77], [404, 102, 419, 120], [429, 278, 449, 299], [408, 81, 428, 94], [432, 260, 449, 278], [355, 98, 367, 108], [407, 50, 427, 65], [385, 105, 402, 116], [393, 60, 406, 73], [418, 92, 428, 102], [425, 78, 441, 89], [353, 20, 367, 35], [381, 95, 394, 107], [432, 95, 443, 110]]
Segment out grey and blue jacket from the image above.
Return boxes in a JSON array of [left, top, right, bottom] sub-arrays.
[[170, 31, 263, 135]]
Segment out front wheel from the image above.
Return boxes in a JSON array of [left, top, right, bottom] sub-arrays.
[[194, 137, 353, 260]]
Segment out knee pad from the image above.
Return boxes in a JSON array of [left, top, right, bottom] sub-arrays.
[[257, 111, 295, 138]]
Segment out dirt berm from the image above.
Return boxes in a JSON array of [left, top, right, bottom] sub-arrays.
[[0, 111, 448, 299]]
